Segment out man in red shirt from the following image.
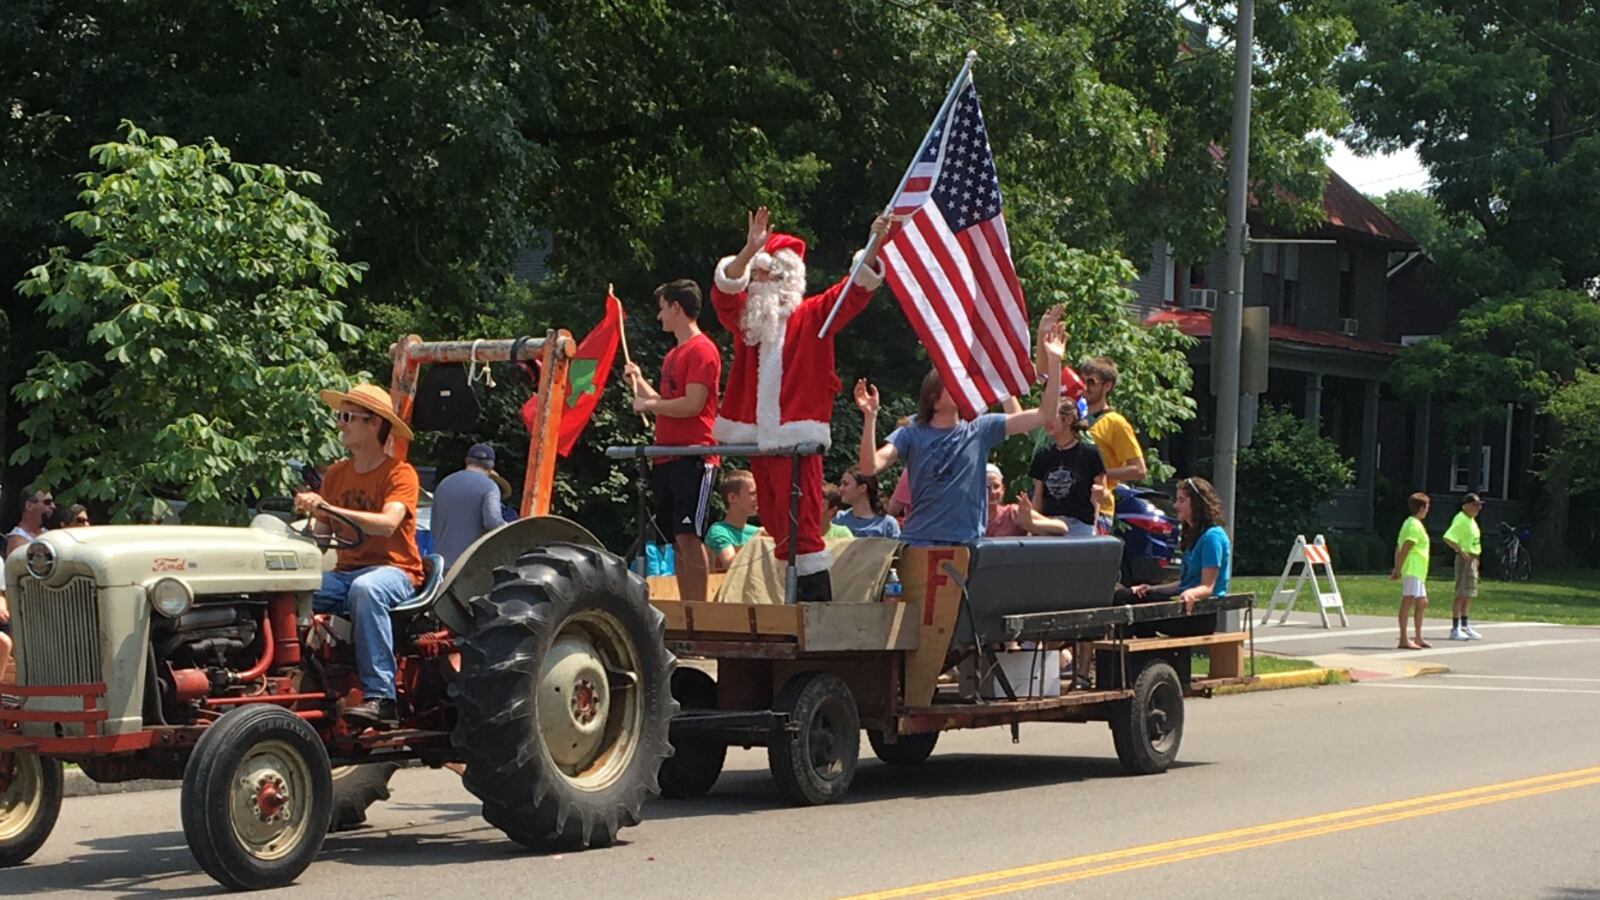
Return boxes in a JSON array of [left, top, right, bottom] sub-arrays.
[[623, 279, 722, 603], [294, 383, 424, 727]]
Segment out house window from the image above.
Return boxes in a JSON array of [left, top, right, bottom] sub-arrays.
[[1261, 244, 1279, 274], [1450, 446, 1493, 493], [1281, 280, 1298, 325], [1339, 249, 1356, 319], [1188, 262, 1207, 288]]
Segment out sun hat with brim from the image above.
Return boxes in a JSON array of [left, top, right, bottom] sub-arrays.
[[319, 384, 414, 442]]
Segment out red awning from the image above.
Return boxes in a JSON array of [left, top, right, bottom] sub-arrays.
[[1145, 309, 1403, 357]]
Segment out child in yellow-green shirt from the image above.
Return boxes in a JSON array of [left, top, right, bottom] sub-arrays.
[[1391, 492, 1432, 649]]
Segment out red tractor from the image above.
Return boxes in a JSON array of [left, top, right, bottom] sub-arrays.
[[0, 333, 676, 890]]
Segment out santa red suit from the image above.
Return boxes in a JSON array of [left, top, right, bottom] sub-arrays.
[[711, 233, 883, 594]]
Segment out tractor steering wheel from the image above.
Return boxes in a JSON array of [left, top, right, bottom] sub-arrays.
[[296, 505, 365, 550]]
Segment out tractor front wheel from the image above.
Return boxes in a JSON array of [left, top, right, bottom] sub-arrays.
[[180, 704, 333, 891], [0, 751, 64, 868], [658, 668, 727, 799], [452, 543, 675, 850]]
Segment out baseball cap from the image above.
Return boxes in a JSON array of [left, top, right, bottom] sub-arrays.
[[466, 443, 496, 466]]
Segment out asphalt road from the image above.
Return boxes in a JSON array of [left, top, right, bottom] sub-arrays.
[[9, 620, 1600, 899]]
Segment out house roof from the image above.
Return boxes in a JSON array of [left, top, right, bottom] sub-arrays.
[[1312, 171, 1418, 250], [1145, 309, 1404, 358]]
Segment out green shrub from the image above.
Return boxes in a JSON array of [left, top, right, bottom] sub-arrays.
[[1234, 405, 1355, 574]]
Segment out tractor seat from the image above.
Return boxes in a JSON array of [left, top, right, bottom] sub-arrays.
[[390, 554, 447, 617]]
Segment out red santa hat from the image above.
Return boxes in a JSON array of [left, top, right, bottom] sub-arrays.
[[764, 233, 806, 261]]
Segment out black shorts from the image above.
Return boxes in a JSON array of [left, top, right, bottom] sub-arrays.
[[650, 459, 717, 540]]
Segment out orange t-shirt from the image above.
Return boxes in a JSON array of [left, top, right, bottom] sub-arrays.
[[321, 456, 424, 586]]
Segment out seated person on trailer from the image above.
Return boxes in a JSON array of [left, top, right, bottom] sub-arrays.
[[1123, 476, 1230, 626], [854, 307, 1066, 547], [294, 384, 426, 727]]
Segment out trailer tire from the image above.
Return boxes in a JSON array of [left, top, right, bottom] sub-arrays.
[[658, 668, 726, 799], [328, 762, 402, 832], [452, 542, 675, 851], [0, 752, 63, 868], [768, 672, 859, 806], [180, 704, 333, 891], [1110, 660, 1184, 775], [867, 730, 939, 766]]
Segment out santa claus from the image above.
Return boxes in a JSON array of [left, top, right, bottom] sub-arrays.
[[711, 207, 891, 601]]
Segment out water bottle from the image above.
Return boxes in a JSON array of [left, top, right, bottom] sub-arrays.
[[883, 567, 902, 600]]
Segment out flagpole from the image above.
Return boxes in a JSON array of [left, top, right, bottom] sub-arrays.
[[817, 49, 979, 338], [611, 284, 651, 428]]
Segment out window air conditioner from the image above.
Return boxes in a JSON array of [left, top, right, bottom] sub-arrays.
[[1186, 288, 1217, 311]]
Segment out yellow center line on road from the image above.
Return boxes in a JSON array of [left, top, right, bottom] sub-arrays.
[[839, 765, 1600, 900]]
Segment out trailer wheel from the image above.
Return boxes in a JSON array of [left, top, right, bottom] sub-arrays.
[[658, 668, 726, 799], [180, 704, 333, 891], [768, 672, 859, 806], [0, 751, 63, 868], [867, 730, 939, 766], [1110, 660, 1184, 775], [452, 543, 675, 850], [328, 762, 402, 832]]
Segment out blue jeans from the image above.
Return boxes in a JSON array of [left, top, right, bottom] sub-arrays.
[[313, 566, 415, 700], [1056, 516, 1099, 538]]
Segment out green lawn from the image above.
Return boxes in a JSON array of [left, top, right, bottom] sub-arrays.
[[1232, 570, 1600, 626]]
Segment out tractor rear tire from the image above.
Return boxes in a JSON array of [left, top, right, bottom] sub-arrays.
[[328, 762, 402, 832], [452, 542, 675, 851], [0, 752, 64, 868], [1110, 660, 1185, 775], [867, 730, 939, 766], [768, 672, 860, 806], [658, 668, 726, 799], [180, 704, 333, 891]]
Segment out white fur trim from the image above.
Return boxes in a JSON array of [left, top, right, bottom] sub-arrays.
[[849, 249, 886, 291], [755, 329, 785, 440], [794, 548, 833, 576], [713, 417, 831, 450], [713, 417, 758, 444], [715, 256, 750, 294]]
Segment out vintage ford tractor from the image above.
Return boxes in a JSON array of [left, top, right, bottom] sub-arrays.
[[0, 333, 676, 890]]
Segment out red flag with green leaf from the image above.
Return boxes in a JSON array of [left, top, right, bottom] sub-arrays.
[[521, 291, 623, 456]]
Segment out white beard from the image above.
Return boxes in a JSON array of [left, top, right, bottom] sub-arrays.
[[740, 279, 802, 347]]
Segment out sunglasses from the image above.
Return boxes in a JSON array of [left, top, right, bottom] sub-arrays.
[[335, 411, 376, 425], [29, 496, 55, 507]]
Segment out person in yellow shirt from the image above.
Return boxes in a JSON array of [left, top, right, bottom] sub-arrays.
[[1391, 492, 1432, 649], [1442, 493, 1484, 641], [1080, 357, 1146, 532]]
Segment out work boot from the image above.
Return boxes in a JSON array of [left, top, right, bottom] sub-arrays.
[[796, 571, 833, 603], [344, 697, 397, 727]]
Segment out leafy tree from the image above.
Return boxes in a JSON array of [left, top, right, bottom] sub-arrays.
[[11, 124, 364, 523], [1545, 370, 1600, 498], [1234, 404, 1354, 573]]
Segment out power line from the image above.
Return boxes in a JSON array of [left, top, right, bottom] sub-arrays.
[[1486, 0, 1600, 71]]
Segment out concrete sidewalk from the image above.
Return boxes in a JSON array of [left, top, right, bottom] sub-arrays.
[[1247, 613, 1600, 681]]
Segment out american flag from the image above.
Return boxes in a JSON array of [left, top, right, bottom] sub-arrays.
[[881, 77, 1032, 419]]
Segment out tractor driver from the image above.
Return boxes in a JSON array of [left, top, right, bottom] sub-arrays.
[[295, 383, 425, 727]]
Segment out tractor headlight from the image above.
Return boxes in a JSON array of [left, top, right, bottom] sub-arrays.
[[24, 540, 56, 579], [149, 577, 194, 618]]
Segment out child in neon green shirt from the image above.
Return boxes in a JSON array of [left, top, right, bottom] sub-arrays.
[[1391, 492, 1432, 649]]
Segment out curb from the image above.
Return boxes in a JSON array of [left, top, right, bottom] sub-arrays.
[[1215, 667, 1352, 695], [64, 769, 179, 798]]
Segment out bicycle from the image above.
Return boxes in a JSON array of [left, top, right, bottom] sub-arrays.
[[1495, 521, 1533, 582]]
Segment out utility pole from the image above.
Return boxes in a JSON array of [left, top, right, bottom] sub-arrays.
[[1213, 0, 1254, 541]]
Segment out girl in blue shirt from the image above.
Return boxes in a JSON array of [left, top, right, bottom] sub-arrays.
[[1124, 477, 1230, 634]]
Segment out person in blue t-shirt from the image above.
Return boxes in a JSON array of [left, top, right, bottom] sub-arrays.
[[832, 468, 901, 539], [855, 307, 1069, 546], [1124, 477, 1230, 632]]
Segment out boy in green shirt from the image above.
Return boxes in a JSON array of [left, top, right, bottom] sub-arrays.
[[706, 469, 760, 572], [1443, 493, 1484, 641], [1391, 492, 1432, 649]]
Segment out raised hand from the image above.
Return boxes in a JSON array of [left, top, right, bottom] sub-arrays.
[[869, 213, 892, 243], [854, 378, 880, 417], [1039, 309, 1067, 362], [745, 206, 772, 252], [621, 361, 643, 388]]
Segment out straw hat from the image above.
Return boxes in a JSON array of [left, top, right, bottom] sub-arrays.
[[318, 383, 414, 441]]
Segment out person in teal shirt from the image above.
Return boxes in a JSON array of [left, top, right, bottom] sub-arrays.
[[706, 469, 760, 572], [1125, 477, 1230, 637], [1391, 492, 1432, 649], [1442, 493, 1483, 641]]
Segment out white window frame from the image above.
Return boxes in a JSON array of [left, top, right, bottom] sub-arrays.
[[1450, 445, 1492, 493]]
